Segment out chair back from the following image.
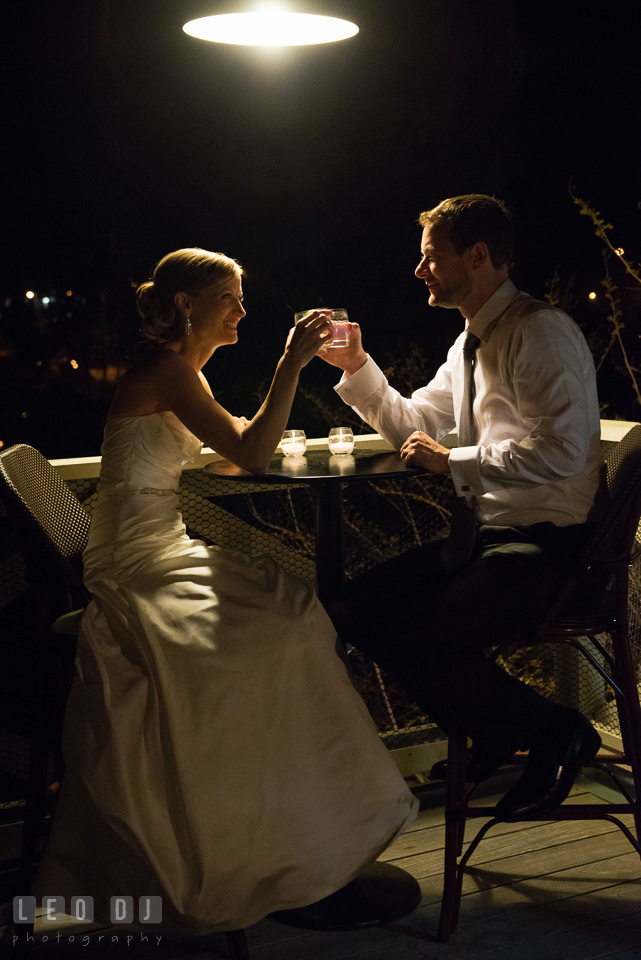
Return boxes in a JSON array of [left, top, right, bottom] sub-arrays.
[[0, 444, 91, 615], [547, 425, 641, 623], [579, 425, 641, 569]]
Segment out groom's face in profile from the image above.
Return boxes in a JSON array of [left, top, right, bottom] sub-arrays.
[[415, 222, 474, 310]]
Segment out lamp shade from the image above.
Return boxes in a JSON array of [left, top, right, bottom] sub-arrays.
[[182, 12, 359, 46]]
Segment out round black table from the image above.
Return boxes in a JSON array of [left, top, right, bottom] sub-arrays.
[[205, 447, 422, 604]]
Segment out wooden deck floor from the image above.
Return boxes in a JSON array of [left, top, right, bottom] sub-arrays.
[[2, 771, 640, 960]]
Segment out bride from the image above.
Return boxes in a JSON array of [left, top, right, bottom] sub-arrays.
[[33, 248, 418, 933]]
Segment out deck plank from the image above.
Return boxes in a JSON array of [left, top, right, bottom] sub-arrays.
[[4, 781, 639, 960], [239, 923, 417, 960], [246, 934, 428, 960], [392, 881, 641, 960], [382, 790, 610, 861], [594, 950, 641, 960], [414, 829, 640, 906], [393, 816, 633, 880], [408, 844, 641, 916], [389, 851, 641, 932]]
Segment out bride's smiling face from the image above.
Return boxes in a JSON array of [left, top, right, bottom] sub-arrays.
[[181, 275, 246, 346]]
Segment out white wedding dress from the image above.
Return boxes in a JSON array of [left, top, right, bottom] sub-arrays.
[[33, 412, 418, 933]]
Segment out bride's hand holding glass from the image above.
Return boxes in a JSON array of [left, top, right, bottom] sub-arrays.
[[281, 310, 333, 370]]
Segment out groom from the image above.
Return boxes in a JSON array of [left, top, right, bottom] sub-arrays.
[[321, 194, 604, 820]]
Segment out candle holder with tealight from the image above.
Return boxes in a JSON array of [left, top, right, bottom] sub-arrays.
[[328, 427, 355, 455], [281, 429, 307, 456]]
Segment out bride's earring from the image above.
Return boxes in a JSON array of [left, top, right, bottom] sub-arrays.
[[185, 316, 193, 337]]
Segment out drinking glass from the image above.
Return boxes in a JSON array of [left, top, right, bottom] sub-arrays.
[[328, 427, 354, 455], [281, 429, 307, 456], [294, 309, 350, 348]]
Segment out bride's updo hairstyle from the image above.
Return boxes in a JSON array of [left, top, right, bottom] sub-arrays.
[[136, 248, 242, 344]]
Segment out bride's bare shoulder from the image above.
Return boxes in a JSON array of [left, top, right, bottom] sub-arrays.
[[129, 347, 190, 377], [108, 349, 193, 418]]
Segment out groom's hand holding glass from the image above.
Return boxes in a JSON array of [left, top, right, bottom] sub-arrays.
[[317, 318, 368, 378], [317, 316, 449, 474]]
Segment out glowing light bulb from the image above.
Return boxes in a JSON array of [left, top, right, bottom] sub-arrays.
[[589, 292, 597, 300], [616, 247, 625, 256], [70, 359, 79, 370], [26, 291, 35, 299], [183, 12, 359, 46]]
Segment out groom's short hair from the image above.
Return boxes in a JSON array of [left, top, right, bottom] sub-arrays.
[[419, 194, 514, 270]]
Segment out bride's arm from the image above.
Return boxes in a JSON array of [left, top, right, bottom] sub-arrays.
[[158, 312, 331, 473]]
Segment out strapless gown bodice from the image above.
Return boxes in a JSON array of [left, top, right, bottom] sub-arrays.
[[34, 411, 418, 934], [95, 411, 201, 493], [83, 413, 204, 580]]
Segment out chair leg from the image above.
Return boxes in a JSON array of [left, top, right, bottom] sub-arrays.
[[610, 621, 641, 850], [19, 615, 55, 894], [612, 685, 641, 836], [225, 929, 249, 959], [438, 726, 467, 941]]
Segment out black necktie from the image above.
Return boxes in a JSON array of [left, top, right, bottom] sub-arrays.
[[458, 332, 481, 446], [440, 331, 481, 573]]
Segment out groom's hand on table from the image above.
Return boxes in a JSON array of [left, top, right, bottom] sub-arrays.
[[400, 431, 451, 475]]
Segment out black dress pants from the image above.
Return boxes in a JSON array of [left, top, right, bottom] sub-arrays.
[[328, 521, 588, 758]]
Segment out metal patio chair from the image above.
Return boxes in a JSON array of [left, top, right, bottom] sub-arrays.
[[0, 443, 90, 894], [438, 424, 641, 941], [0, 443, 251, 959]]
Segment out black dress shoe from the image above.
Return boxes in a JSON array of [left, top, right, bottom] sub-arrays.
[[494, 710, 601, 822]]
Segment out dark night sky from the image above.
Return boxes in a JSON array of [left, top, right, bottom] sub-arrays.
[[3, 0, 641, 451]]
